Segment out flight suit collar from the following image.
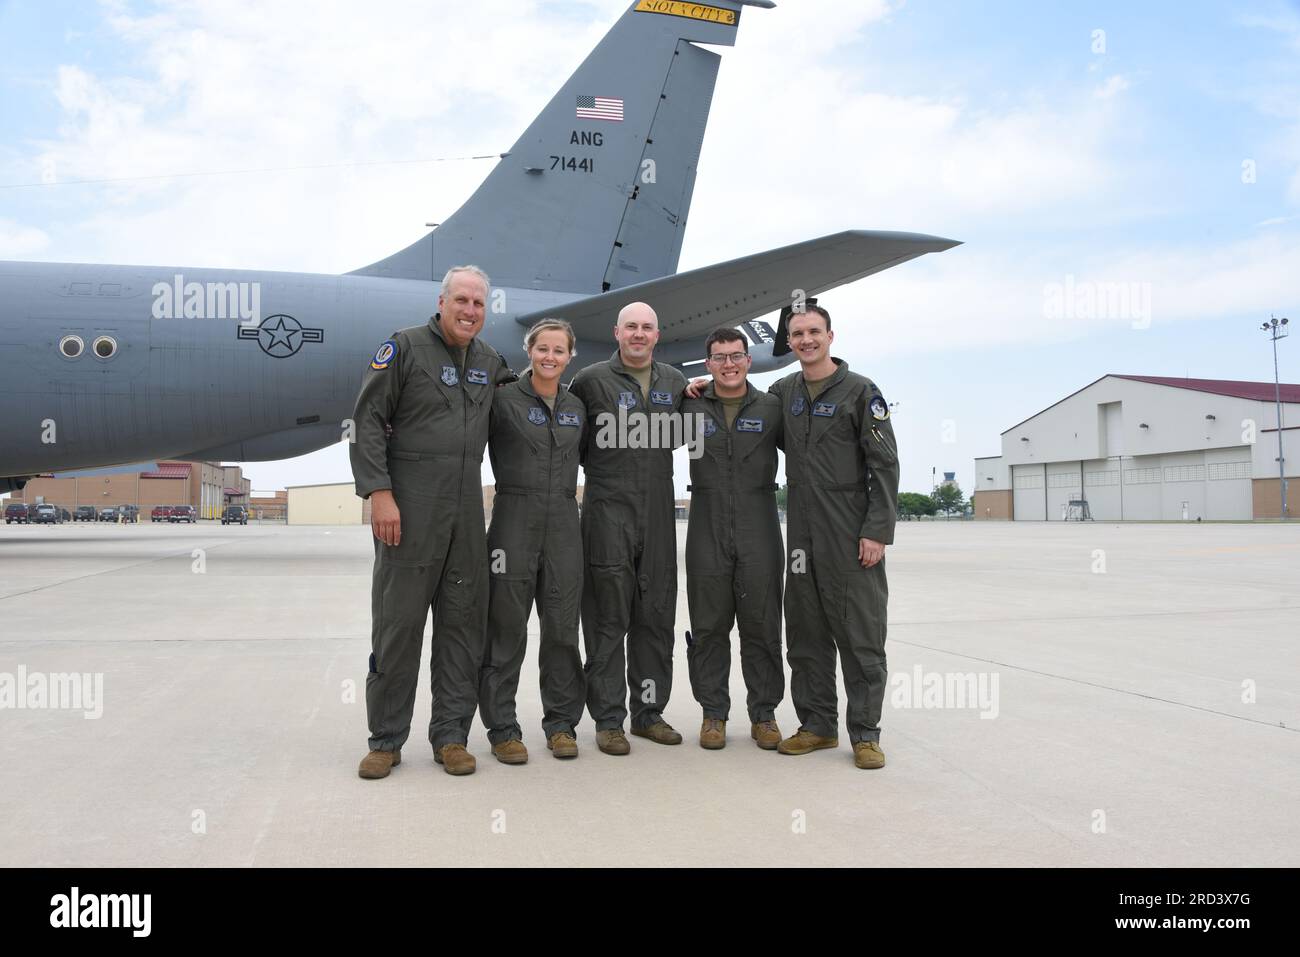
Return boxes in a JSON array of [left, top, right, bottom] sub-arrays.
[[797, 356, 849, 393], [701, 380, 759, 406], [609, 349, 659, 381]]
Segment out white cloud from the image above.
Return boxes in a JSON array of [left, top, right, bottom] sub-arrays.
[[0, 218, 50, 257], [1092, 74, 1129, 99]]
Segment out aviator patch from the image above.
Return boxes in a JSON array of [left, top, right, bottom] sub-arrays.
[[466, 368, 489, 385], [650, 390, 673, 406], [557, 411, 580, 427], [790, 396, 806, 417], [441, 365, 459, 386], [812, 402, 837, 417], [370, 339, 397, 370], [869, 395, 890, 421], [736, 418, 764, 433], [528, 406, 548, 426], [617, 391, 638, 409]]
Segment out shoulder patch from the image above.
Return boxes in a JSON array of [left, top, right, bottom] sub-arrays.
[[869, 394, 890, 421], [370, 339, 397, 370]]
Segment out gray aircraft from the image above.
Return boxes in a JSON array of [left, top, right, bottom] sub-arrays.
[[0, 0, 958, 492]]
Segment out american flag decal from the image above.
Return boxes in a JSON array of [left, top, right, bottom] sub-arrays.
[[576, 95, 624, 122]]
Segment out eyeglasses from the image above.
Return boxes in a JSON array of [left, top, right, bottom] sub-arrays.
[[706, 352, 748, 365]]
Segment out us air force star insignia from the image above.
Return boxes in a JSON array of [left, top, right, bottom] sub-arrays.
[[870, 395, 890, 421], [370, 339, 397, 370], [528, 406, 547, 426], [702, 417, 717, 437], [618, 391, 637, 409], [791, 397, 806, 417], [466, 368, 489, 385], [441, 366, 459, 386], [237, 313, 324, 358]]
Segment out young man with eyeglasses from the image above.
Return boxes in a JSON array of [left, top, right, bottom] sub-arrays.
[[680, 327, 786, 750]]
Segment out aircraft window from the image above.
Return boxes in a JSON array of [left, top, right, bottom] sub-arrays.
[[93, 336, 118, 359], [98, 283, 121, 296], [70, 282, 92, 295], [59, 335, 85, 358]]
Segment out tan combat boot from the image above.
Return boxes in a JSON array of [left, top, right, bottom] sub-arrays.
[[750, 720, 781, 750], [777, 729, 839, 755], [547, 732, 579, 759], [853, 741, 886, 769], [699, 718, 726, 750], [491, 739, 529, 765], [357, 749, 401, 779], [434, 743, 477, 775], [631, 721, 683, 745], [595, 729, 631, 755]]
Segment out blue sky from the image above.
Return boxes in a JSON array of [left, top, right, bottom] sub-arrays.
[[2, 0, 1298, 495]]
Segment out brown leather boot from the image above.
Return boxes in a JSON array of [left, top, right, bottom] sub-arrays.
[[853, 741, 886, 769], [434, 743, 477, 775], [751, 720, 781, 750], [631, 721, 683, 745], [595, 729, 630, 755], [777, 729, 839, 755], [699, 718, 726, 750], [547, 732, 579, 759], [357, 749, 401, 779], [491, 739, 528, 765]]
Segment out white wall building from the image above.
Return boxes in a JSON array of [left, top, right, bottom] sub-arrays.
[[974, 375, 1299, 521]]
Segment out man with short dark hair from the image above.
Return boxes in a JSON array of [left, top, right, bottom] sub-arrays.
[[768, 301, 899, 769], [681, 327, 785, 750]]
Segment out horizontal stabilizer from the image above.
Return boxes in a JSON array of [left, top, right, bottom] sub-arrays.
[[514, 229, 960, 343]]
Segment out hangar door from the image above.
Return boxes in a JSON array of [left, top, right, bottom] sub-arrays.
[[1012, 464, 1047, 521]]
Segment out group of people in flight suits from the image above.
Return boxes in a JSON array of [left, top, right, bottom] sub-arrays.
[[350, 265, 899, 778]]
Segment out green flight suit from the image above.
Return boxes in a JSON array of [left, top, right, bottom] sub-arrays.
[[769, 359, 899, 744], [569, 351, 688, 732], [681, 382, 786, 723], [477, 371, 587, 743], [350, 316, 514, 753]]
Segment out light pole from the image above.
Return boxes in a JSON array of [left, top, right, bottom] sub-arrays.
[[1261, 315, 1289, 519]]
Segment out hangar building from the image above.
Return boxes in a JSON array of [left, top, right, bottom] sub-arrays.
[[974, 375, 1298, 521]]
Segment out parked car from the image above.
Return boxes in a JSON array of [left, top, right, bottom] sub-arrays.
[[151, 506, 173, 523], [74, 506, 97, 522], [5, 503, 30, 524], [221, 505, 248, 526], [118, 504, 140, 524], [170, 505, 197, 524], [98, 507, 118, 522], [32, 504, 63, 524]]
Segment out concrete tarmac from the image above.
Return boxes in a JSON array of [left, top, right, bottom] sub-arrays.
[[1, 519, 1297, 867]]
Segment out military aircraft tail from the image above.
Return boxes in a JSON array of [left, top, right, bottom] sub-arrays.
[[349, 0, 774, 292]]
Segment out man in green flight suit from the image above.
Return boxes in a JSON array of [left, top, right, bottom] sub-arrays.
[[767, 302, 899, 770], [568, 302, 688, 754], [351, 265, 515, 779], [681, 327, 786, 751]]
